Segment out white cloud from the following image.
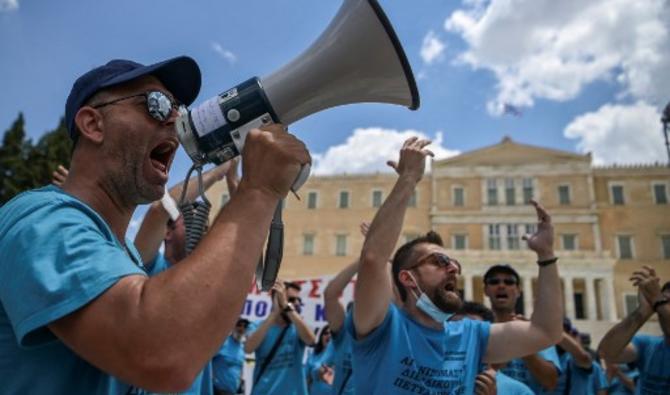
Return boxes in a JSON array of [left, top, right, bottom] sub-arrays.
[[420, 31, 446, 65], [0, 0, 18, 12], [564, 101, 666, 165], [445, 0, 670, 115], [312, 127, 460, 175], [211, 42, 237, 64]]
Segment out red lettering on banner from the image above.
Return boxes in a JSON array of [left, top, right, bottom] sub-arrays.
[[309, 279, 322, 298]]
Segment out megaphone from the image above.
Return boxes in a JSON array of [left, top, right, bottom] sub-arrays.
[[175, 0, 419, 290], [176, 0, 419, 191]]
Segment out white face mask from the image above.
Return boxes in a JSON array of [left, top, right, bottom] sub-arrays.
[[407, 272, 454, 323]]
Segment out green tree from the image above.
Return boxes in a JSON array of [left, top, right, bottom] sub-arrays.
[[0, 114, 72, 204]]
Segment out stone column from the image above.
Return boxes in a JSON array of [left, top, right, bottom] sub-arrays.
[[564, 276, 575, 319], [464, 274, 473, 301], [603, 277, 618, 321], [523, 276, 534, 317], [585, 277, 598, 320]]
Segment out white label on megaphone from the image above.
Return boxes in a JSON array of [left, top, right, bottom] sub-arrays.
[[191, 95, 227, 137]]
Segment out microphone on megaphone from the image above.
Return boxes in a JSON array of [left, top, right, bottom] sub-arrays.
[[175, 0, 420, 289]]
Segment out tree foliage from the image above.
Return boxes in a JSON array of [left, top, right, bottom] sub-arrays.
[[0, 113, 72, 205]]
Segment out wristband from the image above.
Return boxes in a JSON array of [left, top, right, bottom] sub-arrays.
[[537, 257, 558, 267], [653, 297, 669, 312]]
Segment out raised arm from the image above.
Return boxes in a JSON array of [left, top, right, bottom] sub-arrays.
[[598, 276, 654, 363], [484, 200, 563, 363], [354, 137, 433, 338], [522, 354, 559, 390], [324, 260, 358, 333], [558, 333, 592, 368], [134, 161, 235, 264], [274, 282, 316, 346], [633, 266, 670, 338], [49, 126, 311, 392]]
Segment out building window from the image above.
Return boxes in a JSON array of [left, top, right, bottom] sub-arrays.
[[303, 234, 315, 255], [408, 191, 417, 207], [562, 234, 577, 251], [558, 185, 571, 205], [453, 234, 467, 250], [522, 178, 534, 203], [610, 184, 625, 205], [653, 183, 668, 204], [372, 190, 383, 208], [335, 235, 347, 256], [617, 235, 634, 259], [453, 187, 465, 207], [488, 224, 501, 250], [574, 293, 586, 319], [487, 179, 498, 205], [505, 178, 515, 206], [506, 224, 520, 250], [662, 235, 670, 259], [624, 294, 638, 316], [307, 191, 318, 209], [338, 191, 350, 209]]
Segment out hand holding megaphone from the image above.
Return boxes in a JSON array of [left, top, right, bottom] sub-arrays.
[[241, 125, 311, 199]]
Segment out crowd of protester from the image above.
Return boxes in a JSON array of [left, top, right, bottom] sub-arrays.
[[0, 56, 667, 395]]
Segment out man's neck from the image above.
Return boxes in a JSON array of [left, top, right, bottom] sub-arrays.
[[493, 309, 516, 323]]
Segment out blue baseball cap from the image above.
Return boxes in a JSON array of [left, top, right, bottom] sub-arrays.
[[65, 56, 201, 140]]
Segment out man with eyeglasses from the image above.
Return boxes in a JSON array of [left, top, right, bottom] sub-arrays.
[[483, 264, 562, 393], [346, 137, 563, 394], [0, 57, 311, 394], [245, 281, 316, 395]]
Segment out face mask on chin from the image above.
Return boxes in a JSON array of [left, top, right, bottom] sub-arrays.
[[407, 272, 454, 323]]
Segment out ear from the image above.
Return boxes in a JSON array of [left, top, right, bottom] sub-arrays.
[[398, 270, 417, 292], [74, 106, 105, 144]]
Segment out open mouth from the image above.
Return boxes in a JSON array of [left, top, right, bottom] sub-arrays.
[[495, 293, 509, 301], [150, 140, 177, 174], [444, 281, 457, 292]]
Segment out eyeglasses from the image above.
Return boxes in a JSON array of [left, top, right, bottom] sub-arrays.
[[406, 253, 461, 273], [485, 278, 518, 286], [288, 296, 303, 306], [92, 90, 181, 122]]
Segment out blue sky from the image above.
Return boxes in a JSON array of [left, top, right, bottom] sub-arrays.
[[2, 0, 669, 234]]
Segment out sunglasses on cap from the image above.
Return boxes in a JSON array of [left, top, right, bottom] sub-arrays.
[[406, 253, 461, 273], [92, 90, 181, 122], [485, 278, 518, 286]]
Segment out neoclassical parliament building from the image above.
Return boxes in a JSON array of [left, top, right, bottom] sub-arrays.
[[208, 137, 670, 341]]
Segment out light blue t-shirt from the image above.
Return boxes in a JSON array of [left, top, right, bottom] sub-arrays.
[[329, 326, 354, 395], [213, 335, 246, 393], [306, 343, 334, 395], [632, 334, 670, 394], [496, 371, 534, 395], [0, 186, 147, 394], [499, 345, 562, 393], [548, 353, 608, 395], [607, 364, 638, 395], [250, 322, 308, 395], [345, 303, 491, 395]]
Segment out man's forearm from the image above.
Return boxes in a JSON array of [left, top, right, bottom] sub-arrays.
[[522, 354, 558, 390], [245, 317, 275, 353], [288, 312, 316, 345], [324, 261, 358, 332], [558, 333, 592, 368], [530, 261, 563, 344], [598, 308, 649, 360]]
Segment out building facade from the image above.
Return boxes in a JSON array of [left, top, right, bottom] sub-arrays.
[[207, 137, 670, 340]]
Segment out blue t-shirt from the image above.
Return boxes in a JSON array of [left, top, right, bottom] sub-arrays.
[[0, 186, 147, 394], [329, 326, 355, 395], [345, 303, 491, 395], [499, 345, 562, 393], [632, 334, 670, 395], [213, 335, 246, 392], [496, 371, 534, 395], [250, 322, 308, 395], [607, 364, 638, 395], [306, 343, 334, 395], [548, 354, 608, 395]]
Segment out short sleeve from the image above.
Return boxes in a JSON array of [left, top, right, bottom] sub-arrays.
[[345, 304, 395, 356], [0, 197, 145, 347], [538, 346, 563, 374]]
